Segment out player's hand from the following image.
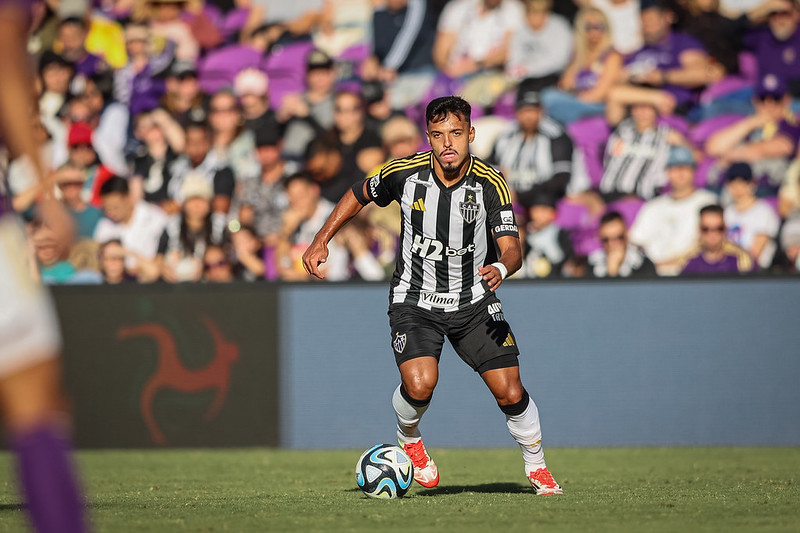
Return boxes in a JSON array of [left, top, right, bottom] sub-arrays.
[[478, 264, 504, 292], [302, 238, 329, 279]]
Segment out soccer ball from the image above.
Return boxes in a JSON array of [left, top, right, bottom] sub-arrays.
[[355, 444, 414, 499]]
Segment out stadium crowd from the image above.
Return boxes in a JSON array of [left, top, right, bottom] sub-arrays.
[[9, 0, 800, 283]]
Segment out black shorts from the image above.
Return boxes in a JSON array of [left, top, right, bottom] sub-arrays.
[[388, 293, 520, 374]]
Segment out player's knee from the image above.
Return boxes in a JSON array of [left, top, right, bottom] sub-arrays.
[[496, 387, 528, 413], [401, 375, 436, 402]]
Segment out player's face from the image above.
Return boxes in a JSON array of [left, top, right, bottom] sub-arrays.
[[426, 112, 474, 176], [699, 213, 725, 251]]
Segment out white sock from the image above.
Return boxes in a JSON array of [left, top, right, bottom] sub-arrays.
[[505, 395, 546, 474], [392, 384, 430, 445]]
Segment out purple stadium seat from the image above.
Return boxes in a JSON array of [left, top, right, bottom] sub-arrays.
[[262, 41, 315, 110], [690, 114, 747, 146], [492, 90, 517, 119], [658, 115, 689, 137], [699, 76, 753, 105], [738, 51, 758, 81], [555, 199, 601, 256], [198, 44, 263, 94], [567, 116, 610, 187]]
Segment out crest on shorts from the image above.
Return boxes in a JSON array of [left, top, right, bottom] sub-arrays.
[[459, 194, 480, 223], [393, 332, 407, 354]]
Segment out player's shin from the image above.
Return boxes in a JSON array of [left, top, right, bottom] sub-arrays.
[[391, 384, 431, 444], [500, 390, 546, 472], [12, 423, 88, 533]]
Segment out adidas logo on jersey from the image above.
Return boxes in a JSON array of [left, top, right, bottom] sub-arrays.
[[502, 333, 515, 347], [411, 198, 426, 211]]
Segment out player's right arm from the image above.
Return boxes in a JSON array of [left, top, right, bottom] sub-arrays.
[[302, 184, 369, 279]]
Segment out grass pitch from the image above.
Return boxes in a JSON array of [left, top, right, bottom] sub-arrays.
[[0, 447, 798, 533]]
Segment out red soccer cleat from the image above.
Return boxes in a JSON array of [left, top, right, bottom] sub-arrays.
[[401, 439, 439, 488]]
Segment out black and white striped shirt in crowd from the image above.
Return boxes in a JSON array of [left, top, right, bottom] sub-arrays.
[[600, 118, 671, 200], [489, 116, 573, 195], [365, 151, 518, 312]]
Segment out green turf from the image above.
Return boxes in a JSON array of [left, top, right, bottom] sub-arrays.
[[1, 447, 798, 532]]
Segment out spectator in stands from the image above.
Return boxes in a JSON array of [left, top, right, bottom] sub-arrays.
[[98, 239, 139, 283], [276, 171, 383, 281], [94, 176, 169, 274], [680, 204, 754, 274], [157, 174, 227, 282], [57, 16, 107, 77], [331, 90, 384, 174], [161, 59, 206, 127], [208, 88, 260, 184], [778, 158, 800, 217], [143, 0, 200, 62], [278, 49, 337, 161], [505, 0, 573, 89], [599, 102, 687, 202], [705, 77, 800, 195], [233, 126, 293, 244], [230, 224, 266, 281], [381, 115, 423, 161], [129, 108, 186, 212], [235, 69, 280, 139], [776, 212, 800, 271], [588, 210, 658, 277], [489, 85, 573, 202], [542, 7, 622, 124], [31, 216, 77, 284], [605, 0, 709, 124], [582, 0, 642, 55], [364, 0, 438, 110], [519, 191, 573, 278], [540, 6, 621, 125], [169, 120, 236, 214], [64, 121, 115, 208], [433, 0, 525, 107], [71, 71, 129, 175], [55, 162, 103, 239], [742, 0, 800, 104], [202, 244, 235, 282], [723, 162, 781, 268], [629, 145, 718, 275], [114, 22, 176, 118], [67, 239, 104, 284], [38, 51, 75, 124]]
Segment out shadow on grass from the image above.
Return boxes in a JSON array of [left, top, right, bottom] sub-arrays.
[[346, 482, 530, 497], [415, 483, 530, 496], [0, 503, 24, 511]]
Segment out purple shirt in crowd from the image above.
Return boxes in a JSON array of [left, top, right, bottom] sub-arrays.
[[625, 31, 705, 106], [743, 27, 800, 91], [778, 116, 800, 150], [681, 243, 754, 274], [74, 53, 106, 77], [129, 65, 166, 117]]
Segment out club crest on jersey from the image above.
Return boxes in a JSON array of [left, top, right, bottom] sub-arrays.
[[393, 332, 407, 353], [459, 194, 480, 223]]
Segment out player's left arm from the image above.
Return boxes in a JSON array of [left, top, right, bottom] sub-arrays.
[[478, 234, 522, 292]]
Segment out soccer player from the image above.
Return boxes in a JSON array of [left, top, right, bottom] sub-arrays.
[[302, 96, 562, 495], [0, 0, 89, 531]]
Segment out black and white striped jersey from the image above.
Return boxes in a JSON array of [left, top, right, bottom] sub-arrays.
[[365, 151, 518, 312], [600, 118, 670, 200]]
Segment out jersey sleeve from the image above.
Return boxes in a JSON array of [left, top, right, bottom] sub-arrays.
[[364, 162, 405, 207], [483, 168, 519, 239]]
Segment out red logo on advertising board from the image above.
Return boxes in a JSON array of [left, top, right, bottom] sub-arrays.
[[117, 316, 239, 444]]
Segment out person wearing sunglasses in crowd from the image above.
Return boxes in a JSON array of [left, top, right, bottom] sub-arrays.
[[680, 204, 754, 274], [588, 210, 657, 277]]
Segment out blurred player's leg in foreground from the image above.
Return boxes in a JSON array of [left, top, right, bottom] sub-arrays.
[[0, 1, 89, 529]]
